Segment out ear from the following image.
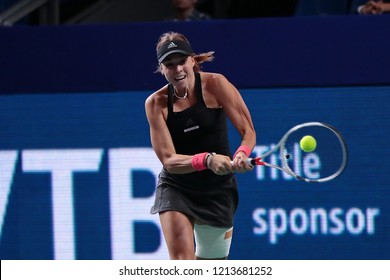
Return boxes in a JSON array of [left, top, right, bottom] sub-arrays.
[[189, 56, 196, 66], [159, 64, 164, 75]]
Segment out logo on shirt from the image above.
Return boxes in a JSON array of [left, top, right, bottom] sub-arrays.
[[184, 125, 199, 133]]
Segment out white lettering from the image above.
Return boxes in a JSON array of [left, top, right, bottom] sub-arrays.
[[253, 207, 380, 244], [290, 208, 308, 235], [293, 143, 302, 176], [269, 208, 287, 244], [310, 208, 328, 234], [252, 208, 267, 234], [366, 208, 380, 234], [329, 208, 344, 234], [253, 144, 321, 181], [346, 208, 365, 234], [270, 145, 279, 180], [303, 153, 320, 179], [108, 148, 168, 260], [22, 149, 103, 260], [0, 151, 18, 239]]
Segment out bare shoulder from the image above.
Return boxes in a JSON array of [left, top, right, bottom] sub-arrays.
[[200, 72, 237, 107], [145, 85, 168, 108], [201, 72, 237, 97], [200, 72, 229, 88], [145, 85, 169, 120]]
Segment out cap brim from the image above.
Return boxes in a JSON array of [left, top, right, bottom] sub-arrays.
[[158, 50, 191, 63]]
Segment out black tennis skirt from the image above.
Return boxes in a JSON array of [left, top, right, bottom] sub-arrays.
[[150, 168, 239, 227]]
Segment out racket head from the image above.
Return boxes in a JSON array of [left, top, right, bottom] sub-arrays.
[[279, 122, 348, 183]]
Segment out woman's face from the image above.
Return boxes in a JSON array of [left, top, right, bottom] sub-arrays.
[[160, 54, 195, 89]]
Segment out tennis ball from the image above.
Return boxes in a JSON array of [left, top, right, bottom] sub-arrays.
[[300, 135, 317, 152]]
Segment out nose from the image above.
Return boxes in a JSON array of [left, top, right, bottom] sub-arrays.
[[176, 64, 184, 72]]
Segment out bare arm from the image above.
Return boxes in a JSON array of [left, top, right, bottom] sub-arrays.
[[202, 73, 256, 172], [145, 89, 194, 174]]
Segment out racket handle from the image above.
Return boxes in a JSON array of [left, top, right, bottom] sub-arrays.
[[247, 158, 255, 166], [230, 158, 256, 166]]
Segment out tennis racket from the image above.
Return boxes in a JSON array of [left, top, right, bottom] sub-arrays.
[[245, 122, 348, 183]]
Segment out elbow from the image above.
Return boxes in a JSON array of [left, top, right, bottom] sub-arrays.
[[161, 157, 172, 172], [161, 155, 176, 173], [163, 163, 175, 173]]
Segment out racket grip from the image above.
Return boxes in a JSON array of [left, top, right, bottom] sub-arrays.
[[230, 158, 255, 166]]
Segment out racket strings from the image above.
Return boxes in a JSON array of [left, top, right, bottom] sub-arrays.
[[282, 126, 346, 182]]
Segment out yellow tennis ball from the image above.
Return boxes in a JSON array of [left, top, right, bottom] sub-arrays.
[[300, 135, 317, 152]]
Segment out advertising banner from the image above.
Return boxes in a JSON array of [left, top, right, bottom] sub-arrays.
[[1, 86, 388, 259]]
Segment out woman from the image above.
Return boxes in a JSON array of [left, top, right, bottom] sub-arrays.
[[145, 31, 256, 260]]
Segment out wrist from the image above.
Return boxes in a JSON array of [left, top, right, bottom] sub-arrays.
[[233, 145, 252, 159], [205, 152, 216, 169], [191, 152, 209, 171]]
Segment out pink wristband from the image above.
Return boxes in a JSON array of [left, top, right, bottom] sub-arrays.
[[234, 145, 251, 159], [191, 152, 209, 171]]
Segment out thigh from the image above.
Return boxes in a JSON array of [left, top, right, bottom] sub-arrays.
[[159, 211, 195, 259], [194, 224, 233, 260]]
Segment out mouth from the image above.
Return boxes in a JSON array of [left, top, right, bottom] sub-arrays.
[[174, 75, 186, 81]]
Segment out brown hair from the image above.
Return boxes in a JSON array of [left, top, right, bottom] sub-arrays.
[[155, 31, 214, 73]]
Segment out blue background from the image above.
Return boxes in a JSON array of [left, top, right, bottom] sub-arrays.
[[0, 15, 389, 260]]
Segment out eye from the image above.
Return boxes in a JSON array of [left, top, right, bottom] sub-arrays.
[[178, 58, 187, 65], [162, 56, 188, 68], [164, 62, 174, 68]]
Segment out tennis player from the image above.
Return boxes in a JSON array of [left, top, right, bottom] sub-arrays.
[[145, 31, 256, 260]]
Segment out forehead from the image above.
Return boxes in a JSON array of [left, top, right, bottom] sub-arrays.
[[161, 53, 188, 64]]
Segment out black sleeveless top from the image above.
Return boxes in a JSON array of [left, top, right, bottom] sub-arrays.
[[150, 72, 238, 227]]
